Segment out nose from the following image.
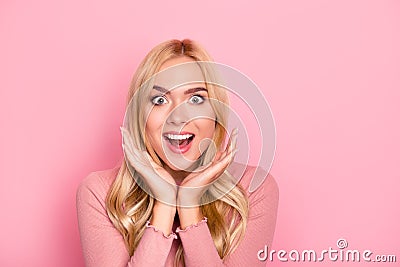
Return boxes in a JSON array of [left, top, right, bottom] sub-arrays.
[[166, 103, 190, 125]]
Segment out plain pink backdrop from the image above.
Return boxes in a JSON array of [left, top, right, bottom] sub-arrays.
[[1, 0, 399, 266]]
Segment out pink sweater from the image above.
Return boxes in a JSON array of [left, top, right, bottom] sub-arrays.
[[76, 162, 279, 266]]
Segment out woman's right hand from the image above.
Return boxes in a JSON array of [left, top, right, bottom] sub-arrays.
[[120, 127, 177, 206]]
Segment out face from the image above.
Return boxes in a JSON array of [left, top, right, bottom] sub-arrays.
[[145, 56, 217, 172]]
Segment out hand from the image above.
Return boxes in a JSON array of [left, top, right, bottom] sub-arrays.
[[177, 128, 239, 207], [120, 126, 177, 206]]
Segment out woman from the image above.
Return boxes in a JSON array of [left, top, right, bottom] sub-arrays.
[[76, 39, 279, 266]]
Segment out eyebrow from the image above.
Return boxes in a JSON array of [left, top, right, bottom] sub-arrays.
[[152, 85, 169, 94], [152, 85, 208, 95]]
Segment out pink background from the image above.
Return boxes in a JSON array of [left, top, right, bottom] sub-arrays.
[[1, 0, 399, 266]]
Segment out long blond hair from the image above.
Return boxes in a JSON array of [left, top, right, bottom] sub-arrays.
[[106, 39, 249, 266]]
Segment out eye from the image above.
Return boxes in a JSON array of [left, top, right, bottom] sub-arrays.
[[151, 95, 168, 105], [188, 95, 205, 104]]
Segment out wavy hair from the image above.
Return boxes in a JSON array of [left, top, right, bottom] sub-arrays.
[[106, 39, 249, 266]]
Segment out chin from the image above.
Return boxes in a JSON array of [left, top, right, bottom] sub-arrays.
[[163, 156, 201, 172]]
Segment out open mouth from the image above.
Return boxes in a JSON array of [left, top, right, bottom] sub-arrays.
[[163, 133, 195, 147], [162, 132, 195, 154]]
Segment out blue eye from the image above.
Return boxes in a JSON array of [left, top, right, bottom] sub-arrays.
[[188, 95, 205, 104], [151, 95, 168, 105]]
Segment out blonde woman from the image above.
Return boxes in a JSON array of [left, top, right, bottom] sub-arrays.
[[76, 39, 279, 266]]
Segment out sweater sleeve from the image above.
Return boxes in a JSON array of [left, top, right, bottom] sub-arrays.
[[176, 170, 279, 267], [76, 171, 175, 267], [177, 217, 224, 266]]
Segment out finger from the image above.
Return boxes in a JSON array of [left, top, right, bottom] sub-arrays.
[[214, 147, 238, 170], [212, 151, 224, 163], [123, 145, 142, 168], [120, 126, 129, 143], [231, 129, 238, 152], [208, 150, 228, 174], [143, 151, 160, 169], [204, 151, 234, 178], [202, 164, 228, 183], [228, 128, 238, 153], [194, 161, 213, 173], [220, 128, 237, 155], [123, 142, 149, 168], [124, 145, 143, 166], [220, 144, 232, 160], [120, 127, 135, 150], [121, 128, 145, 160], [122, 136, 138, 156], [216, 132, 238, 166]]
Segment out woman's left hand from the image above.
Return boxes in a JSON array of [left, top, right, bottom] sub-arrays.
[[177, 128, 239, 207]]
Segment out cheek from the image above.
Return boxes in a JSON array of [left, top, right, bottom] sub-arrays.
[[197, 119, 216, 138], [146, 109, 165, 131], [193, 119, 216, 154], [145, 112, 164, 143]]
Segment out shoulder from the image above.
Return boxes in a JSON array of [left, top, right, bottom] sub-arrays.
[[76, 165, 121, 208], [228, 162, 279, 222], [228, 161, 279, 199]]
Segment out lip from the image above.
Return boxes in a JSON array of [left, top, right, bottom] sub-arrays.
[[163, 131, 195, 154]]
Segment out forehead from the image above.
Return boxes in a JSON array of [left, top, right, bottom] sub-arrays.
[[154, 57, 206, 90]]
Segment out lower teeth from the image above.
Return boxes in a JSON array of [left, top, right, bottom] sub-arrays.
[[169, 139, 190, 147]]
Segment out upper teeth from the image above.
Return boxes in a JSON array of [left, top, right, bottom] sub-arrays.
[[166, 134, 193, 140]]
